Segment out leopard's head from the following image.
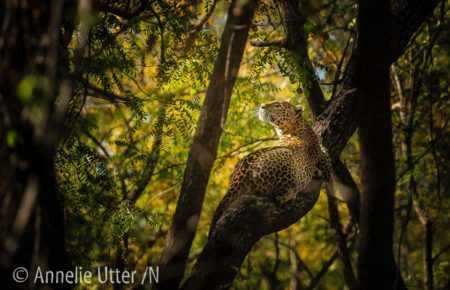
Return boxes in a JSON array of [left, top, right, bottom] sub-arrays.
[[259, 101, 304, 135]]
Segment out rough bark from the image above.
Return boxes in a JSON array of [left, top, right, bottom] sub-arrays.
[[181, 181, 322, 290], [156, 1, 258, 289]]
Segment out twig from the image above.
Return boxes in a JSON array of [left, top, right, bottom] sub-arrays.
[[82, 129, 110, 157], [180, 0, 219, 53], [331, 30, 354, 99], [305, 251, 339, 290], [433, 244, 450, 262], [278, 241, 314, 280]]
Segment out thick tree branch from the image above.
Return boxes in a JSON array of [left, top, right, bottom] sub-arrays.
[[182, 181, 322, 290], [279, 0, 327, 116], [332, 159, 360, 222]]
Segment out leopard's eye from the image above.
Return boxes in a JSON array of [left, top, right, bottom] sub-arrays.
[[275, 103, 283, 109]]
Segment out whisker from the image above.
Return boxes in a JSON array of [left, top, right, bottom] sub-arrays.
[[249, 109, 260, 120]]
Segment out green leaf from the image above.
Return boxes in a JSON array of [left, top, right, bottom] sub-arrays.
[[17, 75, 37, 102]]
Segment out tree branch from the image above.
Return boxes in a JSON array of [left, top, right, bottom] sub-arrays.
[[279, 0, 327, 117], [181, 0, 219, 53], [250, 39, 288, 48], [433, 244, 450, 262], [182, 181, 322, 290], [96, 0, 151, 20], [331, 159, 360, 223]]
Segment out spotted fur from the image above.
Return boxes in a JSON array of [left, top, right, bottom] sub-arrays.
[[210, 101, 331, 231]]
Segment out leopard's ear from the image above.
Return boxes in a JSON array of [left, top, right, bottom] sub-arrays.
[[295, 104, 304, 115]]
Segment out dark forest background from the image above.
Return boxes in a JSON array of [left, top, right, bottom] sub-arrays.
[[0, 0, 449, 289]]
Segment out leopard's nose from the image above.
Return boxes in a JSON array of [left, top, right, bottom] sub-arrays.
[[261, 104, 266, 109]]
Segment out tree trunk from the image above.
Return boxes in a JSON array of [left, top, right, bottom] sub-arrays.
[[355, 0, 404, 289], [156, 1, 258, 289], [0, 0, 74, 288]]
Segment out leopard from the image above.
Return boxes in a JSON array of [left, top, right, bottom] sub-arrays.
[[209, 100, 331, 232]]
